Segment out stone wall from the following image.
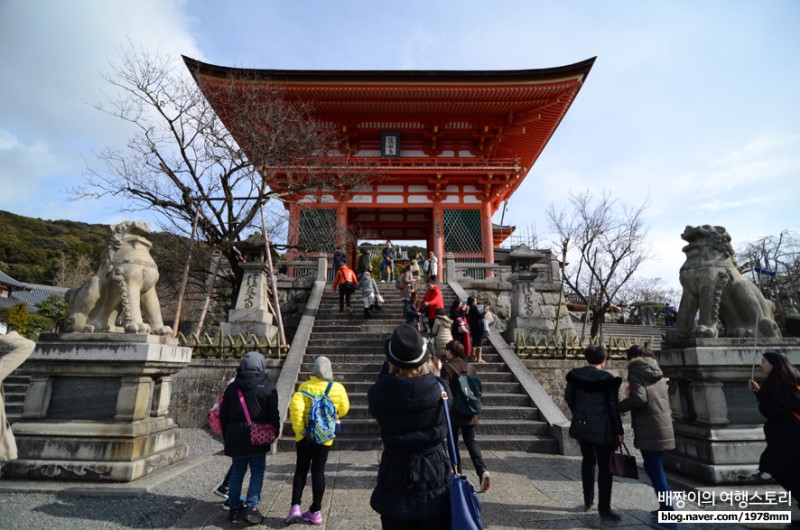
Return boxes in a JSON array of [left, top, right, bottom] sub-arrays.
[[276, 278, 313, 341], [522, 358, 629, 417], [169, 358, 283, 429]]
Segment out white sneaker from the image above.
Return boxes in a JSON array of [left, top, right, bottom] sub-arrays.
[[480, 471, 491, 492]]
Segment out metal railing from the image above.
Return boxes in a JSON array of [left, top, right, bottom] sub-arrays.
[[452, 261, 511, 281], [178, 331, 288, 359], [513, 332, 657, 359]]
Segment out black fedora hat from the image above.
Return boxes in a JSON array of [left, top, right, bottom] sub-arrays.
[[384, 324, 428, 369]]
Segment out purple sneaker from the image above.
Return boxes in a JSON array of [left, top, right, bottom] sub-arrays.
[[285, 504, 302, 524], [301, 510, 323, 525]]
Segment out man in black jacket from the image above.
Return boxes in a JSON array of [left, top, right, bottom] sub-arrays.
[[565, 346, 624, 522]]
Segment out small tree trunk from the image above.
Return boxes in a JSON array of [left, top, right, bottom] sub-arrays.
[[194, 255, 221, 336], [172, 211, 199, 337]]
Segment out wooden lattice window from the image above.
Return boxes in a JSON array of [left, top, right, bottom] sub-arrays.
[[444, 209, 482, 253], [298, 209, 336, 253]]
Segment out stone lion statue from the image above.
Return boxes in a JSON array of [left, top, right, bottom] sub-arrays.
[[64, 221, 172, 335], [674, 225, 780, 339]]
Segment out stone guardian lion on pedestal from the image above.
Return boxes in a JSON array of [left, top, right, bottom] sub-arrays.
[[64, 221, 172, 335], [674, 225, 780, 339]]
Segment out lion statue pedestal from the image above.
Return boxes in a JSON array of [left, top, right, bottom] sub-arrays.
[[4, 222, 192, 482], [659, 225, 798, 484]]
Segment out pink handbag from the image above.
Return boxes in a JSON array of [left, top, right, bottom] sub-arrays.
[[237, 390, 277, 446], [208, 393, 224, 436]]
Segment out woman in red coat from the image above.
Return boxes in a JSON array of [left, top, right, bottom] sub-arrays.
[[420, 279, 443, 331]]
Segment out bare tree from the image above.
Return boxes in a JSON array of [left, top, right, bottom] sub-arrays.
[[76, 44, 367, 325], [737, 230, 800, 316], [547, 190, 650, 338], [52, 252, 94, 288], [614, 276, 679, 307]]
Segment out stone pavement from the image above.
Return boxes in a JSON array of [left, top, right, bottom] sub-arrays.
[[1, 429, 796, 529], [178, 450, 797, 530]]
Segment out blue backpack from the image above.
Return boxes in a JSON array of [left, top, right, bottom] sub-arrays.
[[300, 381, 337, 444]]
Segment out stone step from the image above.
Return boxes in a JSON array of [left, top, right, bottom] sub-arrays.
[[298, 360, 510, 374], [296, 373, 528, 398], [280, 416, 549, 437], [297, 370, 516, 382], [276, 432, 559, 453], [302, 285, 559, 453], [319, 402, 538, 420]]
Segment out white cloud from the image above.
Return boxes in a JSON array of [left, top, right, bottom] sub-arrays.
[[0, 0, 201, 223]]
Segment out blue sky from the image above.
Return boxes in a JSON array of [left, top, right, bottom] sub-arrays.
[[0, 0, 798, 290]]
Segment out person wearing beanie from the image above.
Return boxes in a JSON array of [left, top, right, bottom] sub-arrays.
[[368, 324, 451, 528], [286, 356, 350, 526], [219, 351, 280, 524], [565, 346, 624, 523], [618, 345, 677, 529]]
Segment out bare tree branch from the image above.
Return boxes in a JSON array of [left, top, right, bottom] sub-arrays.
[[547, 190, 651, 337]]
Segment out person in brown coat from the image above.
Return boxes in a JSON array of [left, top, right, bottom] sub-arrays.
[[0, 331, 35, 465], [440, 340, 490, 493], [618, 345, 677, 528]]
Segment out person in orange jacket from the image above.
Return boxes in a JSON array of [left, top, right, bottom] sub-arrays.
[[332, 264, 358, 314]]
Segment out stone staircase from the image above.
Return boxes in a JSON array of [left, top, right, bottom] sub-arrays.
[[277, 282, 559, 453], [600, 322, 666, 351], [3, 374, 28, 424]]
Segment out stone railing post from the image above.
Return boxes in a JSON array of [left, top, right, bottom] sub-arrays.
[[446, 252, 456, 282]]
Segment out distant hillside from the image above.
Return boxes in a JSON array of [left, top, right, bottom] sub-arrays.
[[0, 210, 191, 289], [0, 211, 110, 284]]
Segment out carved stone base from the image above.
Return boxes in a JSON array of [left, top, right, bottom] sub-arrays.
[[660, 339, 800, 484], [5, 336, 192, 482], [664, 423, 765, 484], [5, 418, 187, 481], [219, 320, 278, 338]]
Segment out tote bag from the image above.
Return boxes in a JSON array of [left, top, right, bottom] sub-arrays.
[[609, 442, 638, 479], [437, 381, 484, 530]]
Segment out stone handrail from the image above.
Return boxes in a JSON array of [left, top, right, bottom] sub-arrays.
[[446, 260, 578, 456], [273, 256, 328, 450]]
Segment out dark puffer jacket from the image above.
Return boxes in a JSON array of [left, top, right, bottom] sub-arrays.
[[368, 372, 450, 521], [565, 366, 623, 448], [220, 356, 280, 458], [618, 357, 675, 451]]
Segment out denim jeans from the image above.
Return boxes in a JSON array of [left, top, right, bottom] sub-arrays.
[[228, 454, 267, 509], [641, 450, 672, 510]]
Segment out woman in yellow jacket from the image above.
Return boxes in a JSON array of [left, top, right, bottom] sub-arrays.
[[286, 356, 350, 526]]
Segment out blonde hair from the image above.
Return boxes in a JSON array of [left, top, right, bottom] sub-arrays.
[[388, 361, 430, 378]]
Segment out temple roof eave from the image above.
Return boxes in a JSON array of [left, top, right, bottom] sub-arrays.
[[183, 56, 596, 85]]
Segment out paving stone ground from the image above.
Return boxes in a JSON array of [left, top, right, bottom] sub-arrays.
[[0, 429, 797, 529]]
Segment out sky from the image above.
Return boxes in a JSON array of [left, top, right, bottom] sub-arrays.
[[1, 0, 798, 291]]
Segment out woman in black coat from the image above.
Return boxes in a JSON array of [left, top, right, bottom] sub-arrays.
[[565, 346, 624, 522], [748, 351, 800, 517], [369, 324, 451, 529], [219, 351, 280, 524]]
